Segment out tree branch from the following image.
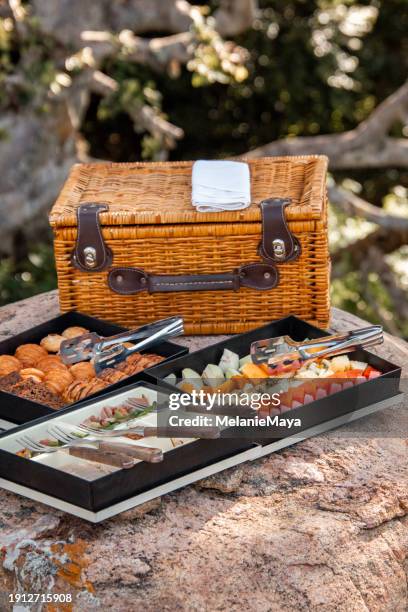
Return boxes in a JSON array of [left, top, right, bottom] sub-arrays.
[[328, 182, 408, 231], [116, 30, 193, 72], [89, 70, 184, 145], [31, 0, 258, 48], [214, 0, 257, 37], [331, 227, 408, 267], [352, 80, 408, 144], [366, 246, 408, 323], [359, 250, 401, 335], [246, 80, 408, 169], [109, 0, 194, 35]]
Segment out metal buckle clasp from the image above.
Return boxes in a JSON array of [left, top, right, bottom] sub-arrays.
[[83, 246, 97, 268], [272, 238, 286, 260]]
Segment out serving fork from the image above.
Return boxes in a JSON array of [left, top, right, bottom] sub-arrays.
[[57, 420, 221, 439], [17, 427, 164, 466]]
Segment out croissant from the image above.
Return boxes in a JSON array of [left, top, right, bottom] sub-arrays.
[[15, 344, 47, 368], [36, 355, 68, 374], [20, 368, 45, 384], [0, 355, 22, 377], [44, 369, 73, 395]]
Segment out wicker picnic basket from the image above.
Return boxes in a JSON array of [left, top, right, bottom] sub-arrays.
[[49, 156, 330, 334]]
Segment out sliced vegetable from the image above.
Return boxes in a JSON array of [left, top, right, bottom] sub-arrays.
[[239, 354, 252, 368], [315, 387, 328, 399], [349, 360, 368, 371], [163, 373, 177, 386], [182, 368, 203, 390], [303, 393, 314, 404], [330, 355, 350, 372], [219, 349, 240, 373], [225, 368, 241, 379], [363, 366, 381, 379], [202, 364, 224, 387], [241, 362, 269, 382]]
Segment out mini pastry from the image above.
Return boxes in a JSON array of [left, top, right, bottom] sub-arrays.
[[62, 326, 88, 339], [40, 334, 65, 353], [120, 361, 146, 376], [62, 380, 85, 402], [20, 368, 45, 383], [82, 378, 108, 399], [124, 352, 143, 366], [44, 369, 73, 395], [117, 354, 140, 372], [36, 355, 68, 373], [63, 378, 107, 403], [0, 355, 22, 376], [97, 368, 128, 384], [118, 352, 164, 376], [15, 344, 47, 367], [70, 361, 95, 381]]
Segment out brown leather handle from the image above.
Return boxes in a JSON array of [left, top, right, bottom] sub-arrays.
[[258, 198, 301, 264], [72, 203, 113, 272], [108, 263, 279, 294]]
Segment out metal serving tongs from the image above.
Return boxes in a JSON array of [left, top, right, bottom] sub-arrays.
[[250, 325, 383, 372], [60, 316, 184, 373]]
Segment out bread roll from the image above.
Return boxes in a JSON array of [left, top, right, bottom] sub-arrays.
[[62, 326, 88, 339], [40, 334, 65, 353]]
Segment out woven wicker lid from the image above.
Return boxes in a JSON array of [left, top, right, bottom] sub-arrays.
[[49, 156, 328, 227]]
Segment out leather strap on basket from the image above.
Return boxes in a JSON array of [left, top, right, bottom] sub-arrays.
[[71, 203, 113, 272], [258, 198, 301, 264], [108, 263, 278, 294]]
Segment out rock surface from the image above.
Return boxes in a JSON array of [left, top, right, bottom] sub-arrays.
[[0, 291, 407, 611]]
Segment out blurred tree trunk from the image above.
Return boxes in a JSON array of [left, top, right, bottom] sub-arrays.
[[0, 0, 255, 252]]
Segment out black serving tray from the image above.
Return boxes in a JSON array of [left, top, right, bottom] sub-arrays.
[[0, 381, 256, 512], [146, 315, 402, 443], [0, 311, 188, 425]]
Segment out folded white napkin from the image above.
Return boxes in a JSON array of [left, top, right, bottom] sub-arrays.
[[192, 160, 251, 212]]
